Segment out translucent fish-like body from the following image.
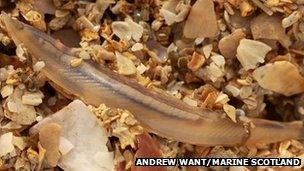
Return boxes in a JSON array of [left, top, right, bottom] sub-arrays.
[[2, 14, 303, 146]]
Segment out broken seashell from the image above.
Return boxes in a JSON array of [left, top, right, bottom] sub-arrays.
[[253, 61, 304, 96], [162, 0, 179, 12], [215, 92, 230, 104], [202, 44, 213, 59], [24, 10, 43, 23], [160, 9, 176, 26], [195, 37, 204, 45], [151, 20, 163, 31], [159, 1, 190, 25], [80, 28, 99, 42], [175, 3, 191, 22], [187, 52, 205, 71], [131, 43, 144, 51], [78, 51, 90, 60], [219, 29, 245, 58], [239, 0, 254, 17], [115, 52, 137, 75], [6, 88, 36, 125], [30, 100, 114, 171], [239, 86, 253, 99], [251, 14, 291, 48], [236, 39, 272, 70], [70, 58, 83, 68], [39, 123, 61, 167], [111, 18, 143, 42], [211, 55, 225, 68], [206, 62, 225, 82], [12, 136, 27, 150], [111, 21, 132, 41], [225, 84, 240, 97], [16, 44, 27, 62], [223, 104, 237, 122], [136, 63, 148, 75], [183, 0, 218, 38], [0, 132, 14, 157], [55, 10, 69, 18], [21, 91, 44, 106], [1, 84, 13, 98], [125, 18, 143, 42], [282, 11, 302, 29]]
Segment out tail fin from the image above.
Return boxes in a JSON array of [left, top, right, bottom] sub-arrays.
[[246, 119, 304, 145]]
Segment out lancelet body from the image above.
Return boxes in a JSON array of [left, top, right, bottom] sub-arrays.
[[1, 14, 303, 146]]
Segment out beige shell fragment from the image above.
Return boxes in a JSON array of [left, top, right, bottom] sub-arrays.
[[183, 0, 218, 38], [111, 21, 132, 41], [223, 104, 237, 123], [206, 63, 224, 82], [162, 0, 179, 12], [160, 1, 190, 25], [30, 100, 114, 171], [6, 88, 36, 125], [253, 61, 304, 96], [39, 123, 61, 167], [175, 3, 191, 22], [115, 52, 137, 75], [202, 44, 213, 59], [112, 19, 143, 42], [219, 29, 245, 58], [250, 14, 291, 48], [12, 136, 27, 150], [282, 11, 302, 29], [236, 39, 272, 70], [16, 44, 27, 62], [1, 84, 13, 98], [131, 43, 143, 51], [160, 9, 176, 26], [55, 10, 69, 18], [22, 91, 44, 106], [125, 18, 143, 42], [0, 132, 14, 157], [70, 58, 83, 68]]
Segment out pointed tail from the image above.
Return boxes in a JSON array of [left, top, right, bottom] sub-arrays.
[[246, 118, 304, 145]]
